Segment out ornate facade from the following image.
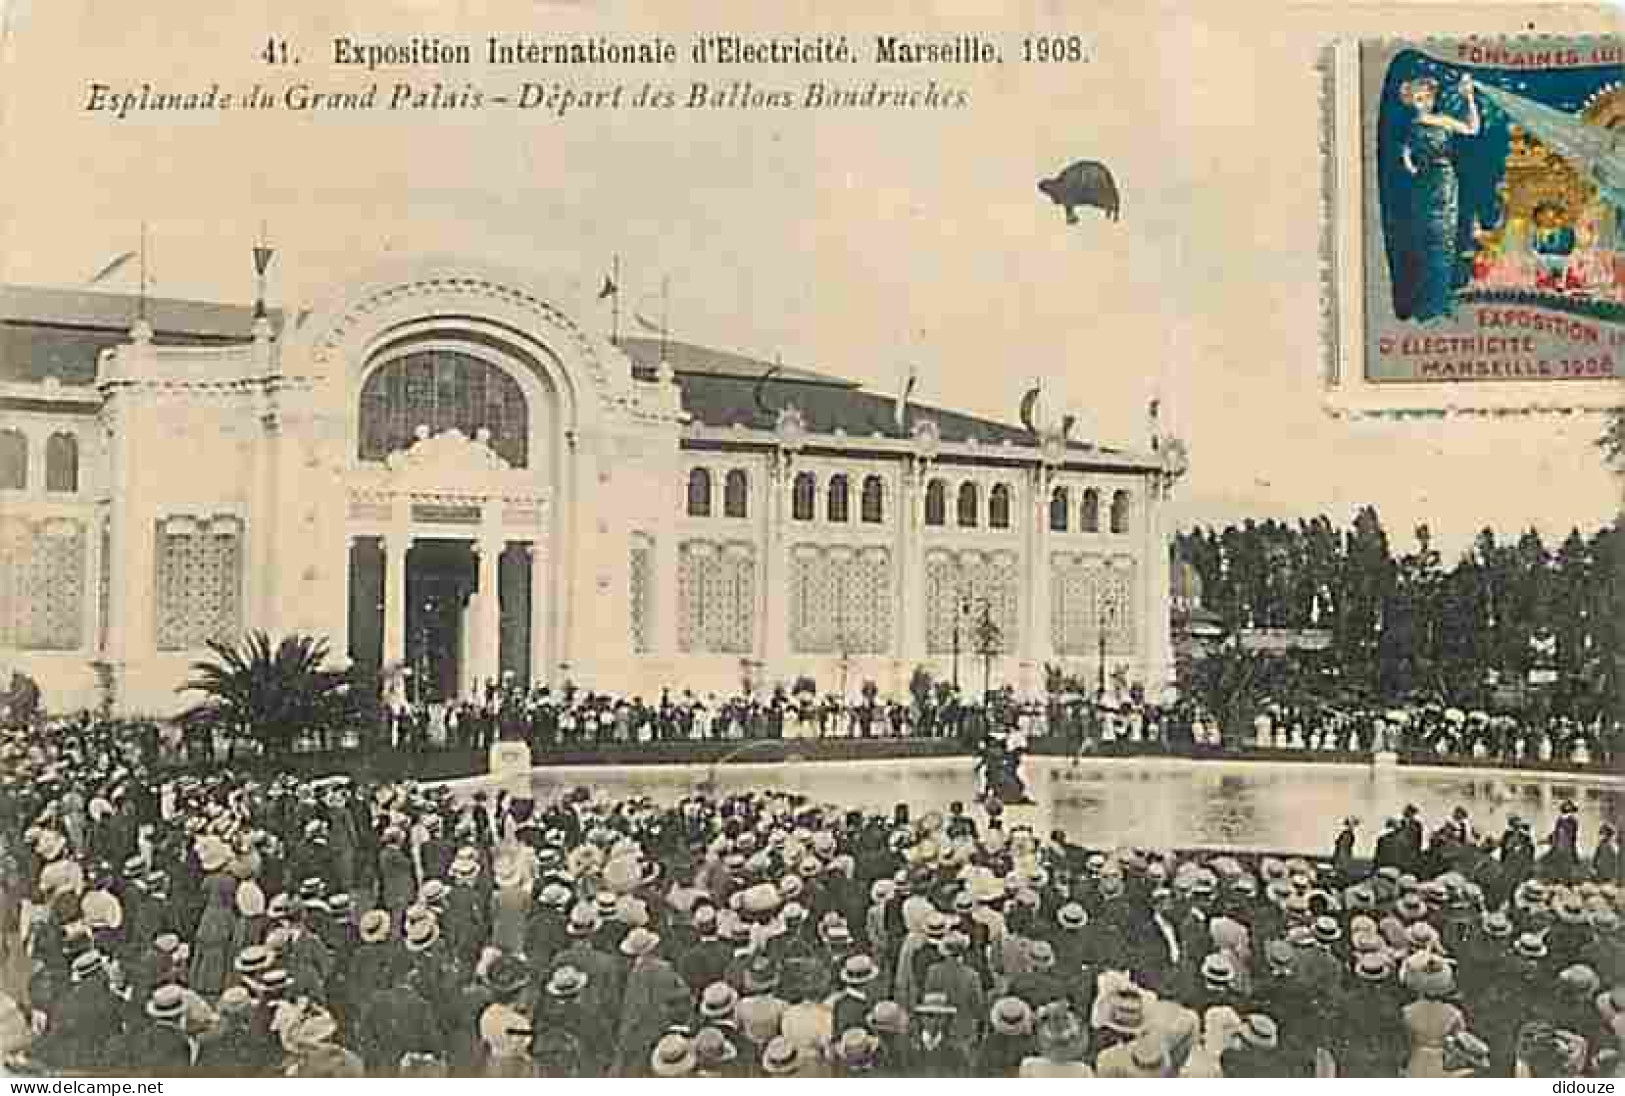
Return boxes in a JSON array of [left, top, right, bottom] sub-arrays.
[[0, 256, 1184, 715]]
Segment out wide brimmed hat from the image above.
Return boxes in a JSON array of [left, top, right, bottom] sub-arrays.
[[834, 1028, 878, 1068], [1514, 932, 1549, 960], [236, 944, 274, 976], [915, 991, 957, 1017], [700, 981, 738, 1018], [546, 965, 589, 999], [357, 909, 390, 943], [1481, 911, 1513, 939], [1355, 952, 1393, 982], [867, 1000, 908, 1036], [1239, 1013, 1278, 1049], [1057, 902, 1089, 930], [404, 911, 440, 952], [1201, 951, 1236, 987], [419, 880, 449, 906], [482, 954, 530, 997], [146, 983, 187, 1022], [744, 955, 780, 993], [565, 904, 600, 936], [693, 1027, 737, 1067], [1028, 940, 1056, 970], [1102, 990, 1147, 1036], [990, 996, 1033, 1036], [619, 927, 660, 958], [761, 1036, 802, 1075], [650, 1033, 696, 1077], [841, 954, 879, 986], [1313, 916, 1343, 944]]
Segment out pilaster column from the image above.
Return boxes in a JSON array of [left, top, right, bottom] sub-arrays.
[[473, 537, 502, 697], [527, 541, 549, 687], [1027, 467, 1055, 680], [760, 453, 789, 674], [899, 459, 928, 665], [382, 534, 408, 667]]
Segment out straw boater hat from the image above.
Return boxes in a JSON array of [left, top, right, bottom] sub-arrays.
[[761, 1036, 802, 1076], [867, 1000, 908, 1036], [1102, 990, 1147, 1036], [834, 1028, 879, 1070], [1239, 1014, 1278, 1049], [143, 983, 187, 1026], [700, 981, 738, 1020], [915, 992, 957, 1018], [1355, 952, 1394, 983], [1481, 911, 1513, 939], [841, 954, 879, 986], [693, 1027, 737, 1069], [236, 944, 274, 977], [1201, 951, 1237, 988], [546, 965, 588, 1000], [404, 909, 440, 952], [1028, 940, 1057, 971], [1057, 903, 1089, 930], [1313, 916, 1343, 944], [565, 904, 600, 937], [650, 1033, 697, 1077], [619, 927, 660, 958], [1514, 932, 1549, 960], [990, 996, 1034, 1037], [358, 910, 390, 944]]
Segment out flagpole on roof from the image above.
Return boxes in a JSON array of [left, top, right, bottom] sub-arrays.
[[137, 222, 149, 324], [660, 274, 670, 364]]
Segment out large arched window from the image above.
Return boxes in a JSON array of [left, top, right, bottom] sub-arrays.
[[358, 350, 529, 467], [45, 434, 78, 494], [0, 430, 25, 490], [1049, 487, 1069, 532], [924, 479, 946, 527], [861, 475, 884, 524], [723, 469, 749, 518], [686, 468, 713, 517], [989, 484, 1012, 529], [1111, 489, 1132, 534], [827, 474, 850, 523], [1080, 488, 1100, 533], [957, 482, 980, 528], [792, 472, 816, 521]]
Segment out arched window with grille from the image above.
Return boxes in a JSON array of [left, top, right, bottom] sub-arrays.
[[1049, 486, 1069, 532], [1080, 488, 1100, 532], [357, 349, 529, 467], [0, 430, 26, 490], [686, 468, 713, 517], [1111, 489, 1132, 533], [792, 471, 816, 521], [989, 484, 1012, 529], [924, 479, 946, 527], [827, 474, 850, 523], [45, 434, 78, 494], [723, 469, 749, 518], [861, 475, 884, 524], [957, 482, 980, 528]]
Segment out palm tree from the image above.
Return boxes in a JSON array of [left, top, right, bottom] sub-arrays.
[[179, 631, 358, 756]]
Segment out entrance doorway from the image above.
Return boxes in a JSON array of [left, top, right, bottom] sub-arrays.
[[405, 540, 474, 703]]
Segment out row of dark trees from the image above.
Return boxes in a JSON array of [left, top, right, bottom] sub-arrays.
[[1175, 508, 1622, 715]]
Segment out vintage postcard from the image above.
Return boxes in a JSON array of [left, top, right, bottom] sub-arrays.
[[0, 0, 1619, 1084]]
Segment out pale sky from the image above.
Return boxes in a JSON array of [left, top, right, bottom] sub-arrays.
[[1, 0, 1619, 559]]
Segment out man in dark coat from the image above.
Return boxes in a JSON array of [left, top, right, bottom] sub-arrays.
[[357, 969, 446, 1075], [1592, 823, 1620, 882], [1500, 816, 1536, 892], [35, 951, 124, 1073], [615, 928, 692, 1075], [122, 984, 195, 1077], [675, 905, 731, 996], [550, 905, 625, 1025]]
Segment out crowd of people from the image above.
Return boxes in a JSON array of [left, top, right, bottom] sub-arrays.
[[0, 711, 1621, 1080]]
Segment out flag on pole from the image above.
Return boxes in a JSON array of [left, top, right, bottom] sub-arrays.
[[88, 251, 137, 286], [1018, 380, 1044, 434], [893, 364, 918, 432]]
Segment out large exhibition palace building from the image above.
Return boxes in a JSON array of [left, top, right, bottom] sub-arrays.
[[0, 257, 1183, 716]]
